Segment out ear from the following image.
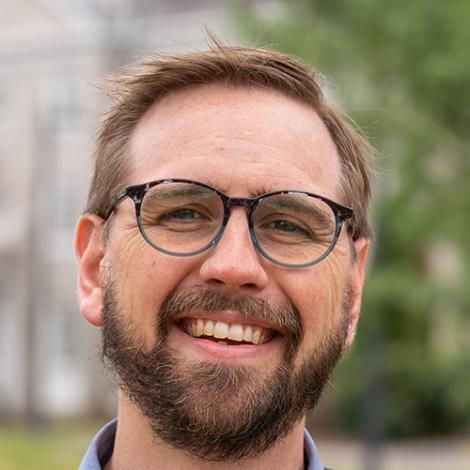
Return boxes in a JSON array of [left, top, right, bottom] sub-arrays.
[[344, 237, 371, 349], [74, 214, 106, 327]]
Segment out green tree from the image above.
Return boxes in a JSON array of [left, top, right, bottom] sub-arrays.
[[236, 0, 470, 436]]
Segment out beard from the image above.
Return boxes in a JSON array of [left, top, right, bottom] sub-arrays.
[[101, 280, 350, 462]]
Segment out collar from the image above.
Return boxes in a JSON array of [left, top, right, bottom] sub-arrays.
[[79, 419, 325, 470]]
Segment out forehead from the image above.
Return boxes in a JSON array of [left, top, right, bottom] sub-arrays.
[[128, 83, 342, 200]]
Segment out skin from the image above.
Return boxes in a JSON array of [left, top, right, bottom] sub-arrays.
[[75, 84, 370, 470]]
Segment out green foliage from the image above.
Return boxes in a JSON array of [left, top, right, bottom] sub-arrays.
[[236, 0, 470, 436]]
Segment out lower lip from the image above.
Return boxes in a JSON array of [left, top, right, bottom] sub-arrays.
[[171, 325, 283, 361]]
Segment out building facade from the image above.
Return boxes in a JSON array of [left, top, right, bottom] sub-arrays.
[[0, 0, 242, 421]]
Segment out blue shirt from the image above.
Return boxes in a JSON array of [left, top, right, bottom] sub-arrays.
[[79, 419, 325, 469]]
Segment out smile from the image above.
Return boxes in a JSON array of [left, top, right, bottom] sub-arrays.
[[180, 318, 276, 345]]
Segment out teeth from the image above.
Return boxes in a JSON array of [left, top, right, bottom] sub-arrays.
[[252, 328, 261, 345], [184, 319, 273, 345], [187, 322, 195, 336], [214, 321, 229, 339], [196, 319, 204, 336], [204, 320, 214, 336], [228, 324, 244, 342], [243, 326, 253, 342]]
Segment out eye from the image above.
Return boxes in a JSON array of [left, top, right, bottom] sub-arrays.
[[271, 220, 301, 232], [161, 208, 202, 221], [268, 219, 310, 237], [262, 218, 313, 239]]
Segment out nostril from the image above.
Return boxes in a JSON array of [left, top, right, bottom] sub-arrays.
[[209, 279, 225, 287], [241, 282, 257, 289], [200, 258, 268, 290]]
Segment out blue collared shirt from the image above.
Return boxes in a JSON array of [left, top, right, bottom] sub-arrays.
[[79, 419, 325, 469]]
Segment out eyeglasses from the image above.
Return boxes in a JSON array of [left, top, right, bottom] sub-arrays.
[[105, 178, 353, 268]]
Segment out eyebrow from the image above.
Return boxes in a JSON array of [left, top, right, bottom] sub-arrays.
[[263, 195, 331, 220], [149, 185, 214, 199]]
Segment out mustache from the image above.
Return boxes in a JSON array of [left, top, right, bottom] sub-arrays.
[[158, 289, 303, 348]]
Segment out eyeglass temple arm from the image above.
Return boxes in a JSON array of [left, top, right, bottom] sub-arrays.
[[103, 188, 130, 220], [337, 206, 353, 221]]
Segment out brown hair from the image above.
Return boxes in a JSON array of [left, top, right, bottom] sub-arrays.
[[86, 44, 374, 240]]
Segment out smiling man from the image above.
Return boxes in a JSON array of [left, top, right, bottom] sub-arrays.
[[75, 44, 373, 470]]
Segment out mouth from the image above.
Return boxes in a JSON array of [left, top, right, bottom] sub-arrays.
[[177, 318, 278, 346]]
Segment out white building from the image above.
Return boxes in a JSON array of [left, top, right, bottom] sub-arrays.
[[0, 0, 245, 421]]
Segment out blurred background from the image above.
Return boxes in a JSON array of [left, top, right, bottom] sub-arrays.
[[0, 1, 469, 469]]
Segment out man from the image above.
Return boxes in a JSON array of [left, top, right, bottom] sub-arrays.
[[75, 42, 373, 470]]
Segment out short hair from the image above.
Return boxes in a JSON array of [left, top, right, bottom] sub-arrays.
[[86, 44, 374, 240]]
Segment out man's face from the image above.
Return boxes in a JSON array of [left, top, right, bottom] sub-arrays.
[[79, 84, 369, 461]]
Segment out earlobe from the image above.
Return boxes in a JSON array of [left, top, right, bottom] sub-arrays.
[[344, 237, 371, 349], [74, 214, 106, 327]]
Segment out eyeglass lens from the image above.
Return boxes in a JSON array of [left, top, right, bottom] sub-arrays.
[[140, 182, 224, 254], [138, 182, 338, 266]]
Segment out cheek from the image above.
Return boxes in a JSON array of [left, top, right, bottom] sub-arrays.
[[109, 235, 196, 342], [282, 258, 349, 361], [295, 271, 343, 330]]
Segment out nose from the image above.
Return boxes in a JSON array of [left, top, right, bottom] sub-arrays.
[[199, 208, 269, 291]]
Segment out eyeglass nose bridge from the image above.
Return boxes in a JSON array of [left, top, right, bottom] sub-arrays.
[[211, 196, 260, 257], [225, 197, 256, 211], [222, 196, 258, 227]]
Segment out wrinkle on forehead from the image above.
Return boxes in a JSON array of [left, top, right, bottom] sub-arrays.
[[128, 83, 343, 201]]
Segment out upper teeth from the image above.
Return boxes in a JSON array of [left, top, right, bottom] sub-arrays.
[[183, 319, 272, 345]]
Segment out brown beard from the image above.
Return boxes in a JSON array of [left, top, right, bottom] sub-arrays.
[[101, 282, 350, 462]]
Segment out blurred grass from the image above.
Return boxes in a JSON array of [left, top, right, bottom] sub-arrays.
[[0, 422, 99, 470]]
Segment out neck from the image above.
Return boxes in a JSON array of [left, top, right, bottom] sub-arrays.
[[105, 392, 306, 470]]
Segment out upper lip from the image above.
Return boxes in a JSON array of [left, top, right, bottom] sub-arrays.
[[174, 310, 285, 336]]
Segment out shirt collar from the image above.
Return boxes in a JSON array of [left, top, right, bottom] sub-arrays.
[[79, 419, 117, 470], [303, 427, 325, 469], [79, 419, 325, 470]]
